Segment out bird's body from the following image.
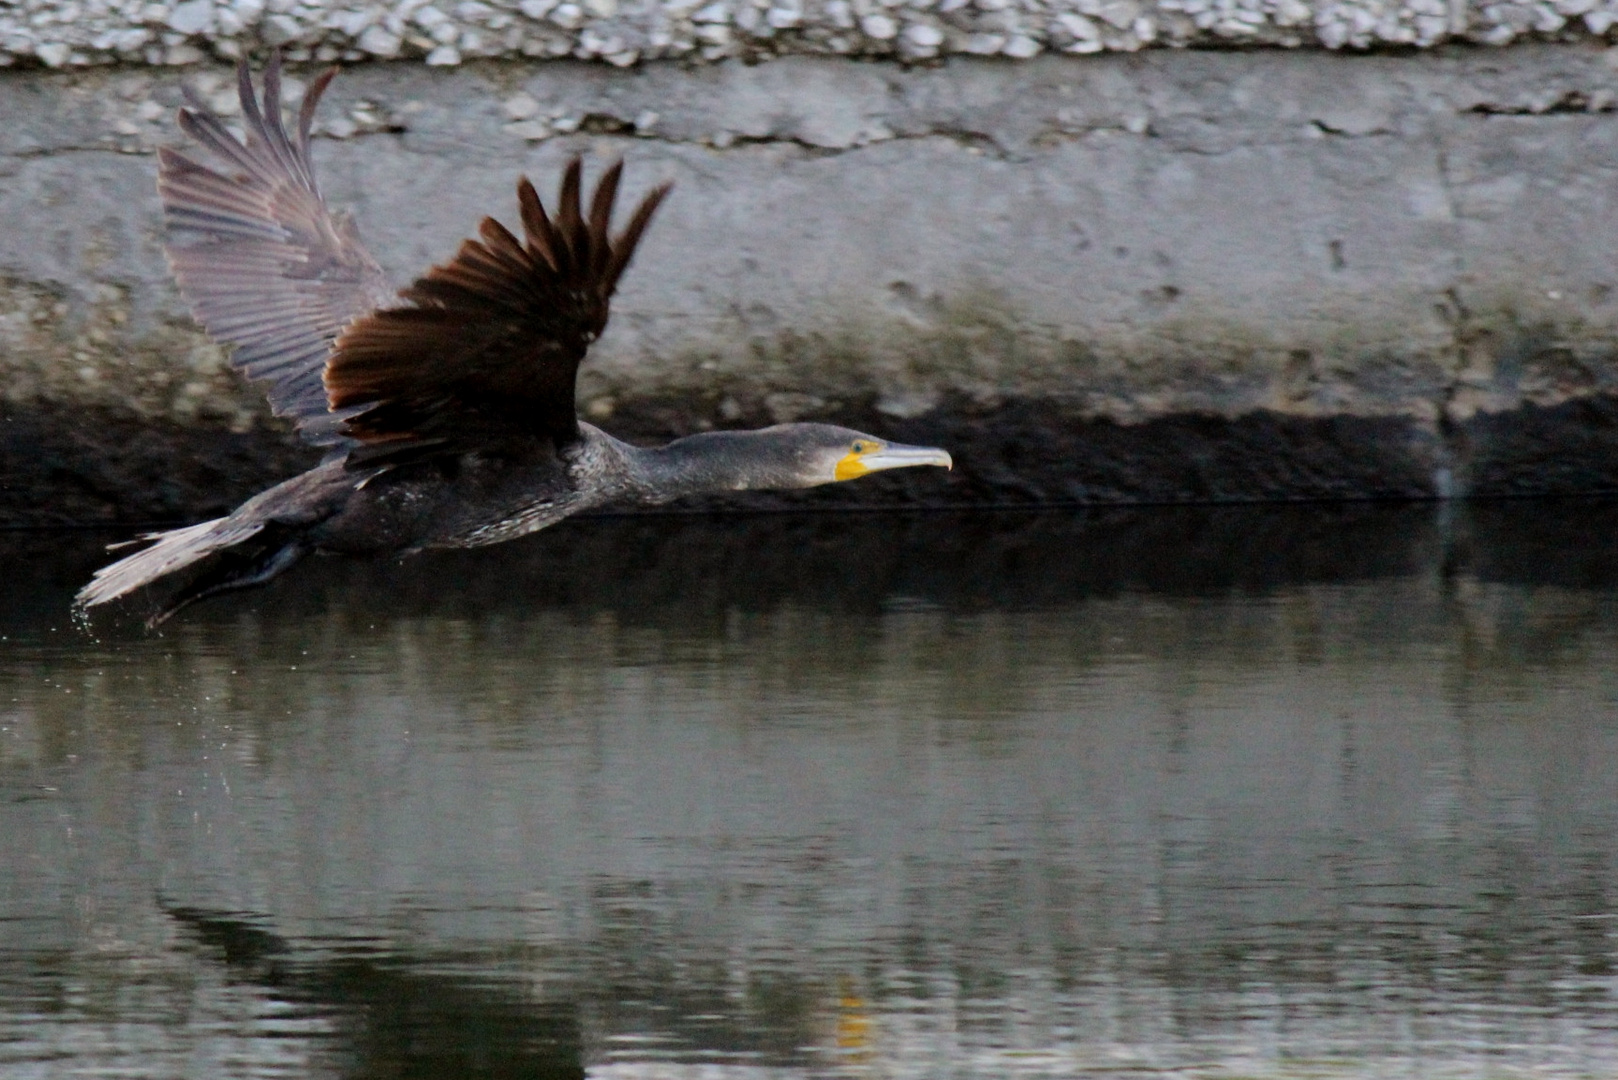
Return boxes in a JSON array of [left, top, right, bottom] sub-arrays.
[[76, 57, 951, 624]]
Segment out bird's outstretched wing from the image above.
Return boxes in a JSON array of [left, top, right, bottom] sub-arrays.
[[325, 159, 670, 461], [159, 54, 393, 446]]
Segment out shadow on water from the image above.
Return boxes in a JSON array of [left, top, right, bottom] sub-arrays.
[[17, 497, 1618, 633], [162, 905, 585, 1080]]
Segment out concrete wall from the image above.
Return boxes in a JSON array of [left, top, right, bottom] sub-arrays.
[[6, 45, 1618, 520]]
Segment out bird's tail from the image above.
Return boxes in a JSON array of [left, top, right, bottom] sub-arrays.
[[77, 517, 262, 610], [74, 459, 357, 626], [74, 514, 310, 626]]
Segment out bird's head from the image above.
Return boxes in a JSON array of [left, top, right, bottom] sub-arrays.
[[779, 424, 953, 486], [624, 422, 952, 499]]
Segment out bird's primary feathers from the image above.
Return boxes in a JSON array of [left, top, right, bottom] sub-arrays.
[[77, 56, 952, 625]]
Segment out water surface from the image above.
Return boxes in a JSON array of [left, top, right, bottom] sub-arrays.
[[6, 503, 1618, 1077]]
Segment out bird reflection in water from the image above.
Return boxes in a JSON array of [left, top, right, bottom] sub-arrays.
[[163, 905, 584, 1080]]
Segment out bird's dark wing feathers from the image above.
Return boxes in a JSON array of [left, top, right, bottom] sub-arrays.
[[327, 158, 670, 460], [158, 54, 392, 446]]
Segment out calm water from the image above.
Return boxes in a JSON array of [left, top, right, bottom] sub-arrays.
[[7, 503, 1618, 1078]]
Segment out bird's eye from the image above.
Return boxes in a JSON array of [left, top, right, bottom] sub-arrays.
[[852, 441, 869, 453]]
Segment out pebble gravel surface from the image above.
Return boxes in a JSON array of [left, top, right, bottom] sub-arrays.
[[0, 0, 1613, 71]]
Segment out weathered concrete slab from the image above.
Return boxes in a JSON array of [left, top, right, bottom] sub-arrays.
[[5, 46, 1618, 522]]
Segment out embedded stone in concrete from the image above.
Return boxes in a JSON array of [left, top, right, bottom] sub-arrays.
[[2, 0, 1618, 69]]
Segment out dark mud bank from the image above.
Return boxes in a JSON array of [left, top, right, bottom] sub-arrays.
[[10, 395, 1618, 527]]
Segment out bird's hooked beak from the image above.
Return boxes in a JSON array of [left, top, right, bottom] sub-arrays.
[[834, 439, 954, 481]]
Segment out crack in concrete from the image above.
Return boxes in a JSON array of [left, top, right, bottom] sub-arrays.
[[1424, 126, 1486, 498], [602, 119, 1010, 158], [1308, 119, 1396, 137], [0, 143, 147, 160], [1465, 90, 1618, 115], [25, 89, 1601, 167]]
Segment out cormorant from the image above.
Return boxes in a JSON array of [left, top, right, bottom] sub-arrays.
[[75, 57, 952, 624]]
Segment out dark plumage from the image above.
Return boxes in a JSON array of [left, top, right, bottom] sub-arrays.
[[76, 57, 952, 625]]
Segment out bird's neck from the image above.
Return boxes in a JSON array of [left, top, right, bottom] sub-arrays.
[[585, 426, 812, 504]]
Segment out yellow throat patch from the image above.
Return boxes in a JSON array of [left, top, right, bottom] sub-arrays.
[[834, 448, 873, 481]]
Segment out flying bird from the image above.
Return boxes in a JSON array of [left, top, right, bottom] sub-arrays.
[[75, 56, 952, 624]]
